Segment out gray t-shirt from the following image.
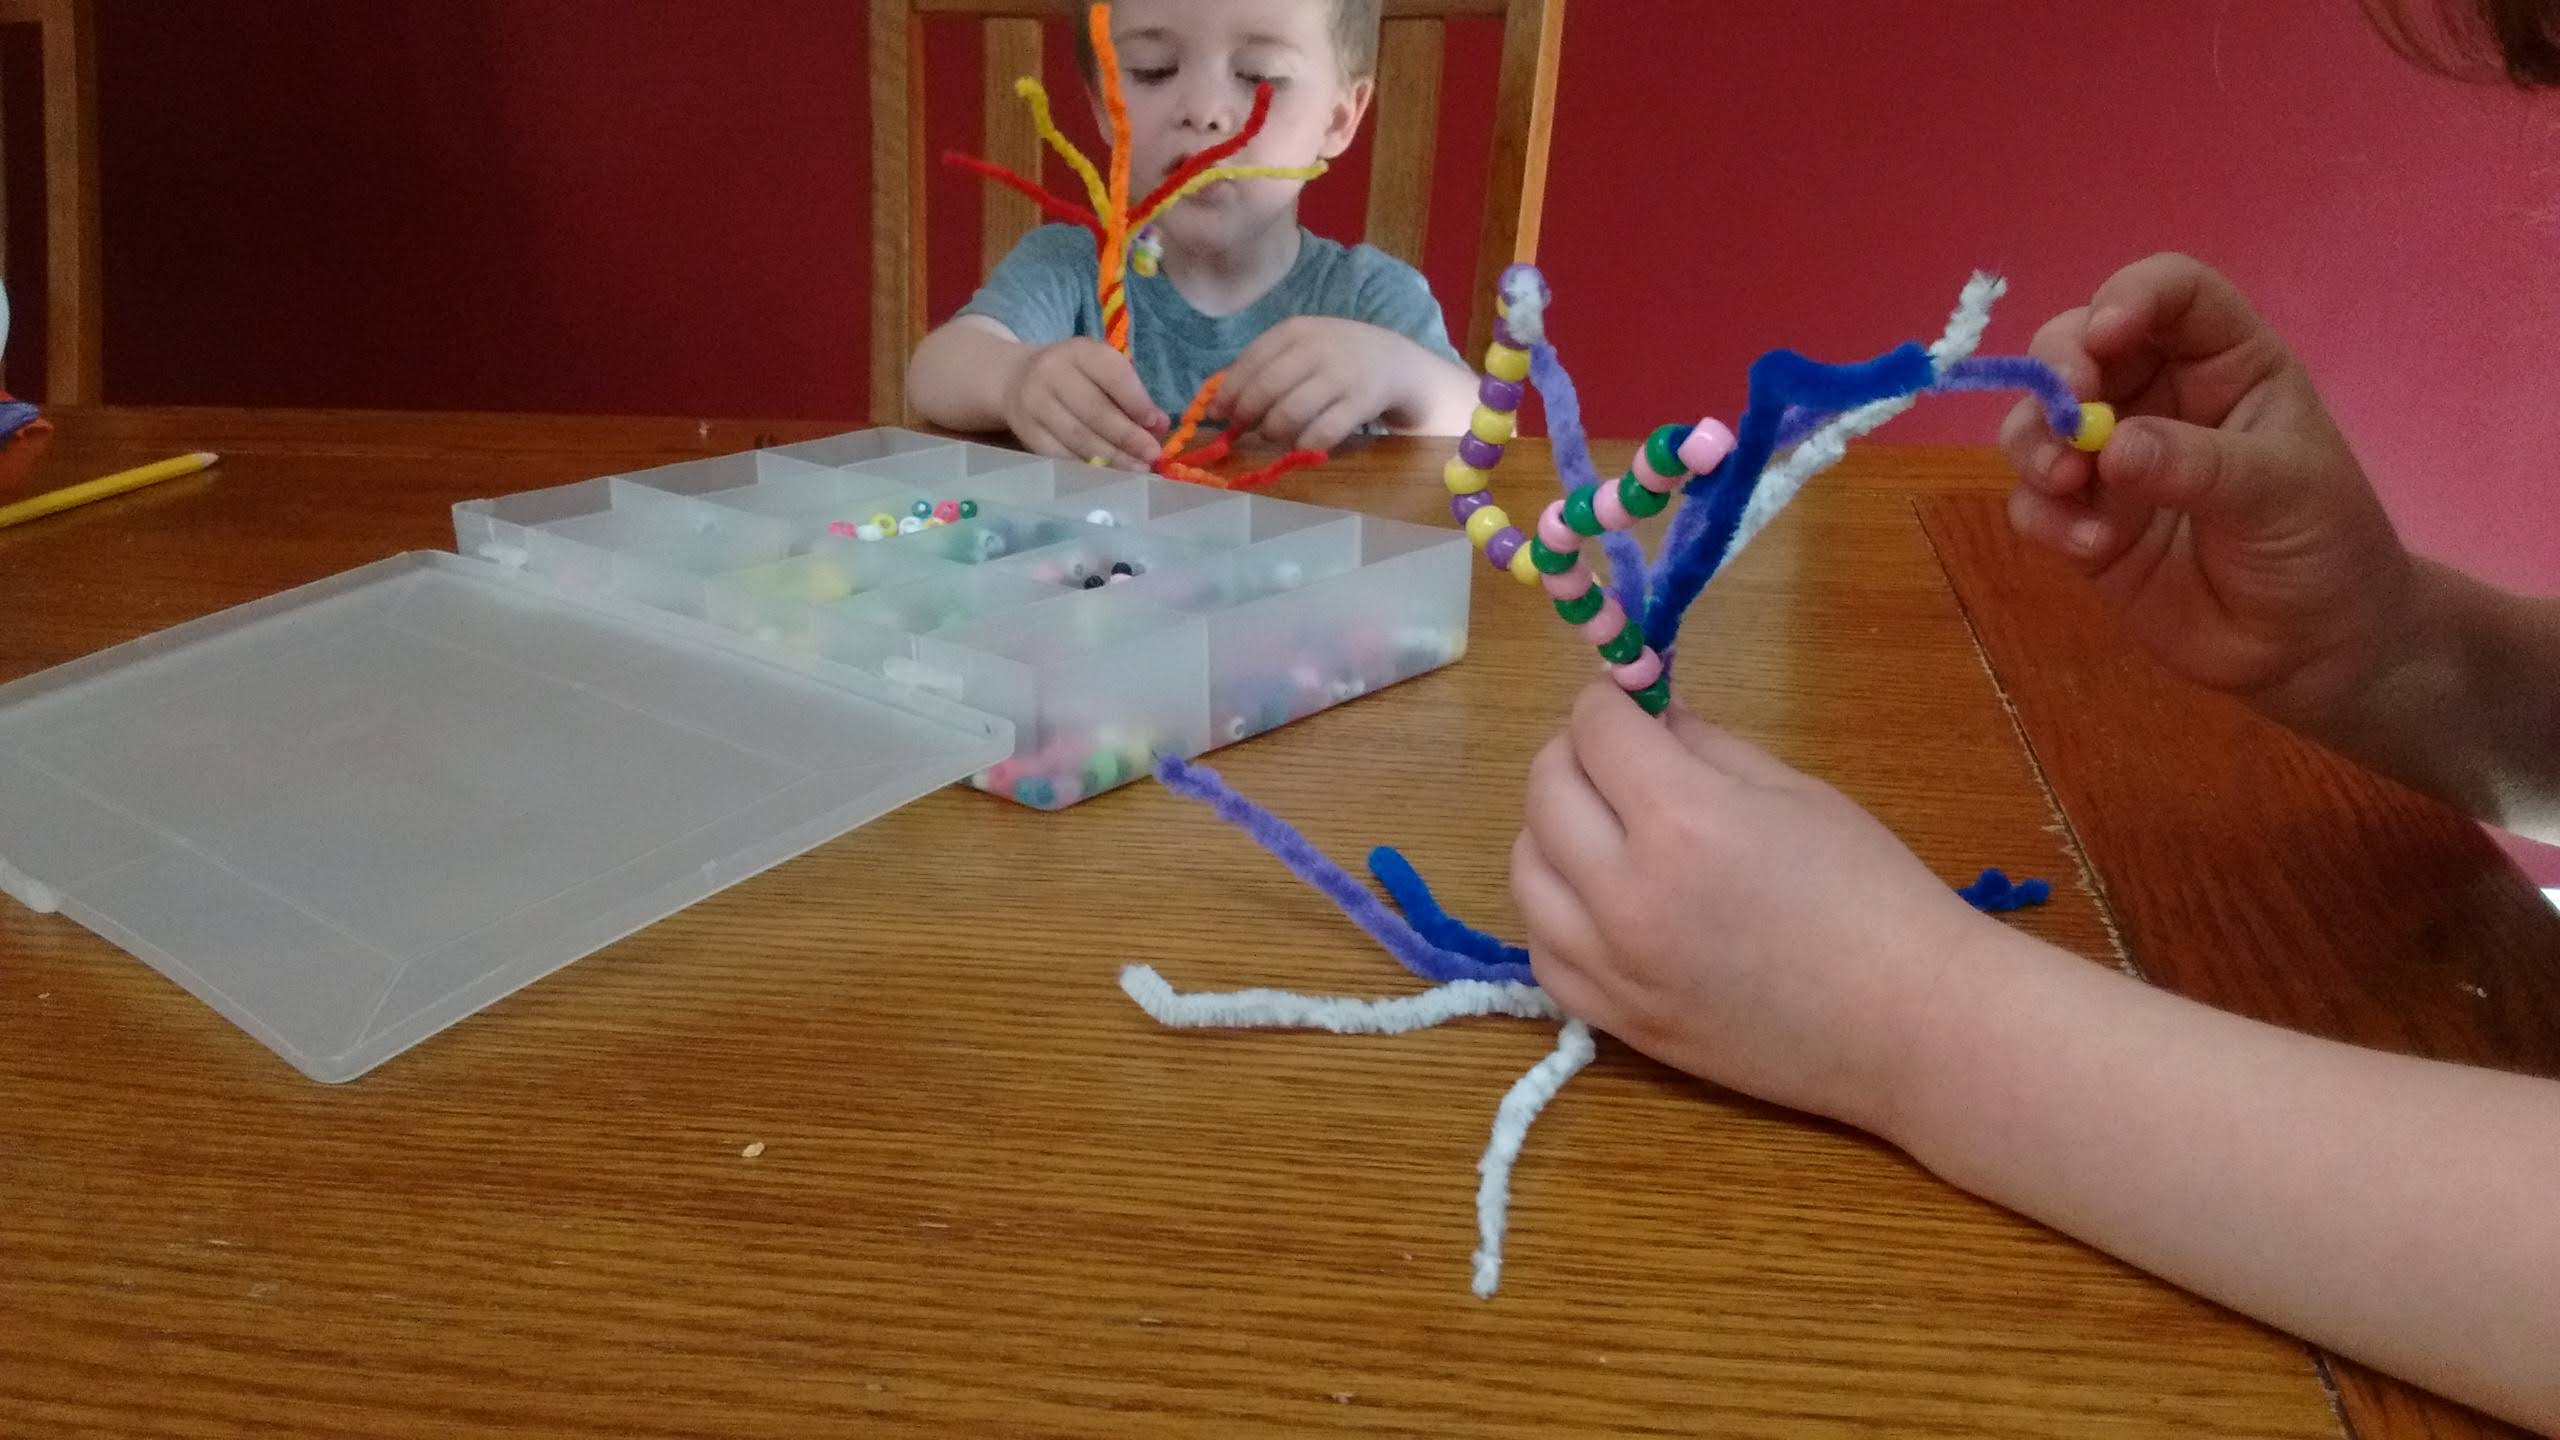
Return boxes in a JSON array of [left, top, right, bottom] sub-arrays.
[[957, 224, 1465, 420]]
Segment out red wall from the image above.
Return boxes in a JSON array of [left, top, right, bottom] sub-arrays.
[[49, 1, 2560, 877]]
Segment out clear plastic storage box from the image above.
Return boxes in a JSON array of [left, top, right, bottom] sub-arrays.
[[0, 431, 1471, 1081]]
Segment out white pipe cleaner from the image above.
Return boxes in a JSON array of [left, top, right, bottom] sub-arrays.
[[1120, 965, 1589, 1296], [1471, 1017, 1594, 1297], [1721, 272, 2007, 567]]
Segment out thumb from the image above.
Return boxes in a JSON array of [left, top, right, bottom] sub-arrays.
[[2096, 415, 2300, 527]]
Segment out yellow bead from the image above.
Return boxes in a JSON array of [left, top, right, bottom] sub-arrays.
[[1443, 457, 1490, 495], [1509, 544, 1542, 585], [1463, 505, 1512, 547], [2071, 402, 2116, 452], [1485, 345, 1530, 383], [1469, 406, 1518, 446]]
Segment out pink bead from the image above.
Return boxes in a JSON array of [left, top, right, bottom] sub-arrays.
[[933, 500, 963, 524], [1542, 564, 1595, 600], [1633, 453, 1680, 493], [1575, 595, 1626, 646], [1536, 500, 1581, 554], [1678, 417, 1737, 474], [1609, 647, 1665, 691], [829, 521, 860, 537], [1592, 478, 1633, 531]]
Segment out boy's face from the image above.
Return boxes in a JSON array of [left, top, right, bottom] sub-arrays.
[[1098, 0, 1371, 258]]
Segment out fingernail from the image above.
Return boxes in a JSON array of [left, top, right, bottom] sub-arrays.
[[2031, 441, 2063, 479], [2069, 516, 2107, 554], [2087, 305, 2130, 337]]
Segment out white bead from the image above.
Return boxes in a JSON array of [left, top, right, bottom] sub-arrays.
[[897, 516, 925, 535], [855, 523, 886, 541], [1086, 508, 1120, 527]]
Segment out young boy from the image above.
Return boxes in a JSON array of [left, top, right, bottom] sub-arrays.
[[904, 0, 1479, 469], [1510, 3, 2560, 1427]]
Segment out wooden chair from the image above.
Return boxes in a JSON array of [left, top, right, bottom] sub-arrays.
[[869, 0, 1566, 425], [0, 0, 99, 402]]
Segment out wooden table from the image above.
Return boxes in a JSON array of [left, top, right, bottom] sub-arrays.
[[3, 410, 2551, 1439]]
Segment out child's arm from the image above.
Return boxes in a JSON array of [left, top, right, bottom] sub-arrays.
[[1212, 317, 1477, 451], [2000, 253, 2560, 841], [1513, 680, 2560, 1431], [907, 316, 1165, 471], [2332, 561, 2560, 841], [1900, 923, 2560, 1433]]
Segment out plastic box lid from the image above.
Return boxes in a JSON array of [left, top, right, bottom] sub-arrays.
[[0, 549, 1011, 1082]]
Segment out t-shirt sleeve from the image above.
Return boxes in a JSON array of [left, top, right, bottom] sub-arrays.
[[1343, 246, 1466, 367], [954, 224, 1096, 345]]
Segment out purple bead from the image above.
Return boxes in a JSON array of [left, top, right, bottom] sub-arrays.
[[1485, 528, 1524, 569], [1450, 490, 1492, 523], [1492, 317, 1522, 350], [1479, 377, 1524, 412], [1458, 434, 1505, 470]]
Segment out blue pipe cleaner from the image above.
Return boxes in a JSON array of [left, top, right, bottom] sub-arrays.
[[1154, 755, 1537, 986], [1644, 343, 1940, 655], [1957, 868, 2053, 913], [1367, 846, 1534, 970]]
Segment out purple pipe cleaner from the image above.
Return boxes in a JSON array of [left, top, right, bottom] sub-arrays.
[[1934, 356, 2083, 438], [1154, 755, 1537, 986], [1528, 333, 1649, 623]]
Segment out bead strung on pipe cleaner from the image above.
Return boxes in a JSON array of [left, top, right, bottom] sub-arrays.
[[943, 4, 1332, 491], [1452, 265, 2118, 690]]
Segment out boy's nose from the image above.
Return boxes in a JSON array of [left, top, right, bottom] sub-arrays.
[[1175, 78, 1238, 134]]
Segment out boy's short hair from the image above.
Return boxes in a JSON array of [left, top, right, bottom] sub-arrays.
[[1072, 1, 1383, 86]]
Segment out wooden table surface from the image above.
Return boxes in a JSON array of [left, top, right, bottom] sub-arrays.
[[2, 410, 2551, 1439]]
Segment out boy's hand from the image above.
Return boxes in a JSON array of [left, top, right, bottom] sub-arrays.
[[1511, 680, 1996, 1137], [1213, 317, 1426, 452], [1999, 253, 2415, 721], [1003, 338, 1168, 470]]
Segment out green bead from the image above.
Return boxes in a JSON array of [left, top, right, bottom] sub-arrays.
[[1643, 424, 1687, 480], [959, 499, 980, 519], [1561, 486, 1604, 537], [912, 500, 933, 518], [1618, 470, 1669, 518], [1597, 619, 1647, 666], [1529, 536, 1579, 575], [1552, 585, 1605, 624], [1631, 675, 1674, 715]]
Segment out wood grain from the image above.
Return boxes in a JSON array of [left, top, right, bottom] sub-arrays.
[[1463, 0, 1563, 362], [0, 412, 2391, 1437], [868, 1, 926, 426], [39, 0, 99, 403], [980, 18, 1047, 279], [1920, 495, 2557, 1440], [1364, 19, 1446, 271]]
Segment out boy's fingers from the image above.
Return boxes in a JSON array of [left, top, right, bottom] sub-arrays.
[[1220, 342, 1319, 432], [1566, 678, 1721, 820], [1042, 403, 1146, 472], [1078, 348, 1169, 435], [1295, 395, 1369, 454]]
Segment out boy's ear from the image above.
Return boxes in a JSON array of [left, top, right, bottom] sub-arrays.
[[1319, 77, 1375, 162]]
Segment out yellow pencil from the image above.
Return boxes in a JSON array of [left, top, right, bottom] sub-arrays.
[[0, 451, 221, 531]]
